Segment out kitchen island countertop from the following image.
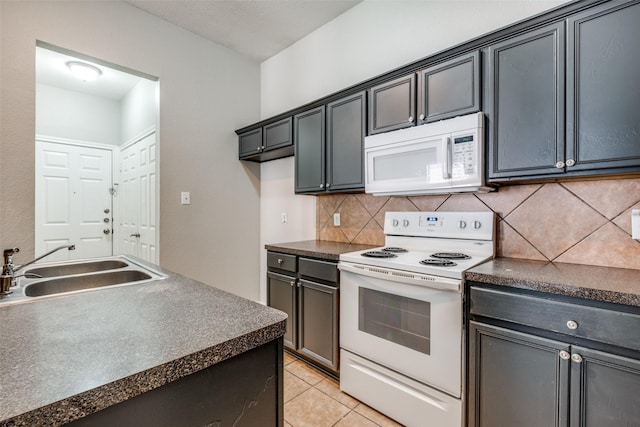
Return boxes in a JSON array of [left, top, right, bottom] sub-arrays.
[[0, 264, 286, 426], [466, 257, 640, 308], [265, 240, 378, 260]]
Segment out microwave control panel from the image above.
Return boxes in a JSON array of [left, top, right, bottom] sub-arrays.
[[452, 134, 476, 178]]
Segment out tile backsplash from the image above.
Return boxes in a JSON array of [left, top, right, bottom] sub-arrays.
[[316, 178, 640, 270]]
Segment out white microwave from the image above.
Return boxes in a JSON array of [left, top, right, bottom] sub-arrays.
[[364, 112, 492, 196]]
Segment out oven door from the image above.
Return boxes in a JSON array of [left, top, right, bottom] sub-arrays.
[[339, 263, 462, 397]]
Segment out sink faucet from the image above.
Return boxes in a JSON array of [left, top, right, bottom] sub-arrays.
[[1, 245, 76, 295]]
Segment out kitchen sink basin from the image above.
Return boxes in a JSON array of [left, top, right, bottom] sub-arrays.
[[0, 255, 166, 305], [25, 260, 128, 278], [24, 270, 153, 297]]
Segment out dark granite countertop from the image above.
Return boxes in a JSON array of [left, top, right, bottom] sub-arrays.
[[0, 262, 287, 426], [265, 240, 377, 261], [466, 257, 640, 308]]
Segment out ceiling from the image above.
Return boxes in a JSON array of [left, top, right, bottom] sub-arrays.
[[36, 1, 361, 99], [124, 0, 363, 61], [36, 47, 148, 100]]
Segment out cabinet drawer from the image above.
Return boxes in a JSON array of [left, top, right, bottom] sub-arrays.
[[267, 252, 296, 273], [299, 257, 338, 284], [470, 286, 640, 351]]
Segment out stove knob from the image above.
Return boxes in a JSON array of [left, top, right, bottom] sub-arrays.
[[473, 221, 482, 230], [392, 219, 399, 227], [458, 220, 467, 229], [402, 219, 410, 227]]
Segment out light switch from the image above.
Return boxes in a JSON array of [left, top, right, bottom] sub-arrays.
[[632, 209, 640, 239], [281, 212, 288, 224], [181, 192, 191, 205], [334, 213, 341, 226]]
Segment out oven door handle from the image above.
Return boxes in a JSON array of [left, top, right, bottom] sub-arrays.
[[338, 262, 460, 292]]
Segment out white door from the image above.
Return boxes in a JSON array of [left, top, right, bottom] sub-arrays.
[[116, 132, 158, 263], [35, 140, 113, 260]]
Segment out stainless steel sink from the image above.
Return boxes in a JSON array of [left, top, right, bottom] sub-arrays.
[[25, 260, 128, 278], [24, 270, 153, 297], [0, 255, 166, 305]]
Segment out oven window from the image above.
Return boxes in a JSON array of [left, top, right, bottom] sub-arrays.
[[358, 288, 431, 355]]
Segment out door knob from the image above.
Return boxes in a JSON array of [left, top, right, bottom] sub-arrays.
[[130, 232, 141, 238]]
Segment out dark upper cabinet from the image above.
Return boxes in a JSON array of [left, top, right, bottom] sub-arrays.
[[238, 117, 293, 162], [486, 22, 566, 180], [326, 91, 366, 191], [294, 106, 326, 193], [295, 92, 366, 194], [418, 51, 480, 124], [368, 74, 416, 135], [566, 0, 640, 172], [238, 127, 263, 159]]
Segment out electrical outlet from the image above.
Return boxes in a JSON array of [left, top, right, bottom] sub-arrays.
[[333, 213, 341, 226], [633, 209, 640, 239], [181, 192, 191, 205], [281, 212, 288, 224]]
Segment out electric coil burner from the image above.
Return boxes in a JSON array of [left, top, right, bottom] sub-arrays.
[[339, 211, 496, 427], [420, 258, 457, 267], [361, 251, 397, 258]]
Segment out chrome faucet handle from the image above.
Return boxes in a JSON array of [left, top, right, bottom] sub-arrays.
[[3, 247, 19, 264]]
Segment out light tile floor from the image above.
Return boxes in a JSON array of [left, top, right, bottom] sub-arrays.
[[283, 352, 402, 427]]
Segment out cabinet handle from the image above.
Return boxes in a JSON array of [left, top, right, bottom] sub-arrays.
[[559, 350, 570, 360], [326, 183, 331, 188], [419, 114, 425, 121], [289, 281, 295, 287], [320, 183, 325, 189], [566, 320, 579, 330], [277, 258, 283, 265], [408, 116, 414, 123], [571, 353, 583, 363], [555, 161, 565, 169], [566, 159, 575, 167]]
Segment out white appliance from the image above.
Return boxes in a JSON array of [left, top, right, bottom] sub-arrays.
[[339, 211, 495, 427], [364, 112, 491, 196]]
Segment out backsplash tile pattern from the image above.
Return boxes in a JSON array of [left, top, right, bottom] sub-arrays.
[[316, 178, 640, 270]]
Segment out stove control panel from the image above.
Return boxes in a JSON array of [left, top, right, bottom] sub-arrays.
[[384, 211, 495, 241]]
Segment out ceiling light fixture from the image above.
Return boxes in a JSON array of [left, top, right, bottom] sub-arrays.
[[66, 61, 102, 82]]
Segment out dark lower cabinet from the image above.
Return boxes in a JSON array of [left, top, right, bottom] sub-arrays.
[[68, 339, 284, 427], [468, 283, 640, 427], [570, 346, 640, 427], [267, 252, 340, 375], [267, 271, 297, 349], [468, 322, 569, 427], [298, 279, 338, 372]]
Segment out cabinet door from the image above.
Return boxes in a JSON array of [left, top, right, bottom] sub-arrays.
[[468, 321, 570, 427], [566, 0, 640, 173], [294, 106, 325, 193], [267, 271, 297, 350], [238, 128, 263, 159], [264, 117, 293, 151], [326, 91, 366, 191], [368, 74, 416, 135], [298, 279, 339, 373], [486, 22, 565, 180], [418, 51, 480, 124], [570, 346, 640, 427]]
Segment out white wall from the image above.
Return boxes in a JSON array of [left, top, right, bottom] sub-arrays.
[[258, 0, 568, 300], [36, 83, 121, 145], [1, 1, 262, 301], [121, 79, 158, 144]]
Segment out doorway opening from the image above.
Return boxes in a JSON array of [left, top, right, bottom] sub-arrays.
[[35, 42, 160, 264]]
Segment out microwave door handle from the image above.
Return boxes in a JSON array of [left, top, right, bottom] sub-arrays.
[[443, 136, 451, 179]]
